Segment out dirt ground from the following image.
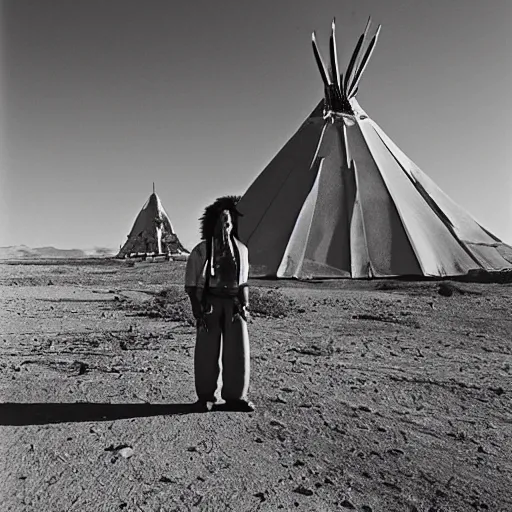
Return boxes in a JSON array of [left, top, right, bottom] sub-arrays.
[[0, 259, 511, 512]]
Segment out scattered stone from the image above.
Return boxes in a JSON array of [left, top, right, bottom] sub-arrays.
[[104, 443, 131, 453], [159, 476, 174, 483], [254, 492, 266, 502], [293, 485, 313, 496], [77, 362, 88, 375], [293, 460, 305, 467], [119, 447, 134, 458], [255, 437, 264, 444]]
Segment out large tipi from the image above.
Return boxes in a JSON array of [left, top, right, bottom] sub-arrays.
[[117, 186, 188, 258], [237, 19, 512, 279]]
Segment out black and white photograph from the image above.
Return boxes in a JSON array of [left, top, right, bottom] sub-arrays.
[[1, 1, 511, 511]]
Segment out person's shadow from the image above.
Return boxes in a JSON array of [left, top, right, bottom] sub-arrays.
[[0, 402, 203, 426]]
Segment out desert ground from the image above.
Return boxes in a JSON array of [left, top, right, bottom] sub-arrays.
[[0, 259, 511, 512]]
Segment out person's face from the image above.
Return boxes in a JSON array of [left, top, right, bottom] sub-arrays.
[[216, 209, 233, 236]]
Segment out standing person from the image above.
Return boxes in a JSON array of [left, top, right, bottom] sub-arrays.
[[185, 196, 254, 412]]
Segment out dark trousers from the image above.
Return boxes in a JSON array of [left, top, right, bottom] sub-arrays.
[[194, 295, 250, 402]]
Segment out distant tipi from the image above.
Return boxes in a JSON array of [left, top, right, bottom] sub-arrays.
[[117, 185, 188, 258], [237, 18, 512, 278]]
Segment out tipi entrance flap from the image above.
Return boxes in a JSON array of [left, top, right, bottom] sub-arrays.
[[301, 124, 353, 276], [346, 120, 422, 276]]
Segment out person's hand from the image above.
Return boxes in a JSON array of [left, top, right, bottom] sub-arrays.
[[240, 305, 251, 322], [196, 315, 208, 332]]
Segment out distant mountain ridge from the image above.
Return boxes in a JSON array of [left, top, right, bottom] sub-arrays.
[[0, 245, 116, 260]]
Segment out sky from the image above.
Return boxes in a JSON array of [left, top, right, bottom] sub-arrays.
[[1, 0, 511, 251]]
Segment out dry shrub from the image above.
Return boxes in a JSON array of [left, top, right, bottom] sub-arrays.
[[127, 287, 195, 325], [128, 286, 298, 323], [249, 287, 297, 318]]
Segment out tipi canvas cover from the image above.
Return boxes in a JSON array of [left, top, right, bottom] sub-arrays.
[[117, 189, 188, 258], [237, 19, 512, 279]]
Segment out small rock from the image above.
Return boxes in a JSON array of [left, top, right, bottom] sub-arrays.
[[118, 447, 134, 458], [340, 499, 356, 509], [253, 492, 266, 502], [293, 485, 313, 496]]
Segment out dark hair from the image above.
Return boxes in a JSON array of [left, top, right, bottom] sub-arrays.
[[199, 195, 242, 240]]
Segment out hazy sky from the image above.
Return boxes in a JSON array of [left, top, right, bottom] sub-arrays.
[[1, 0, 511, 251]]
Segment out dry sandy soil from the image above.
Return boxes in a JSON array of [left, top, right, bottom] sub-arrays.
[[0, 259, 511, 512]]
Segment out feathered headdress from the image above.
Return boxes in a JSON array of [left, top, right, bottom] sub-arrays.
[[199, 195, 243, 240]]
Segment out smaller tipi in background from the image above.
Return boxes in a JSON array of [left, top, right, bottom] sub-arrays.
[[117, 185, 188, 259]]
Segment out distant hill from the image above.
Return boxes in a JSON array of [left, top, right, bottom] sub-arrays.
[[0, 245, 116, 260]]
